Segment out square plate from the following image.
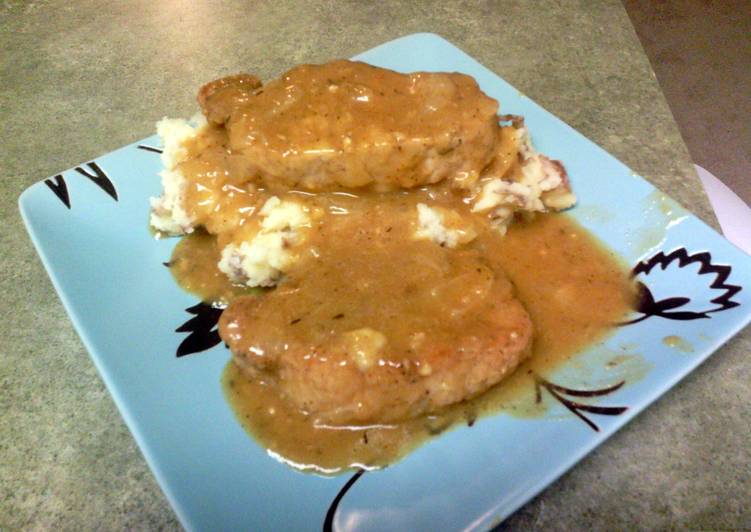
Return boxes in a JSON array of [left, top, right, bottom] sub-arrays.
[[19, 33, 751, 531]]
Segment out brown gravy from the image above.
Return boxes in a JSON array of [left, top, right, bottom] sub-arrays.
[[162, 62, 631, 475], [200, 60, 501, 191], [170, 230, 261, 304], [172, 213, 635, 474]]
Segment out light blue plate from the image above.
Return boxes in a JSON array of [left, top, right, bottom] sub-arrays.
[[19, 34, 751, 531]]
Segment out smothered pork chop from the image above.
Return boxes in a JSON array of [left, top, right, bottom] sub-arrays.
[[197, 60, 500, 191], [151, 60, 590, 468], [219, 198, 532, 425]]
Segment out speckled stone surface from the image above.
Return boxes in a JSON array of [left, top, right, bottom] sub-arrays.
[[1, 0, 748, 530]]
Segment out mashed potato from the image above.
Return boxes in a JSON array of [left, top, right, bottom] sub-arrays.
[[152, 114, 576, 285], [149, 63, 645, 476], [150, 64, 576, 290], [217, 197, 311, 287], [149, 115, 206, 235], [151, 117, 315, 287], [414, 203, 477, 248], [472, 126, 576, 235]]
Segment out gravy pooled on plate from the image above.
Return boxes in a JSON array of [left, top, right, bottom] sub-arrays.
[[151, 60, 634, 473]]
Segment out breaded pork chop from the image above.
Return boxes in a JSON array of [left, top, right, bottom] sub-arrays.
[[218, 209, 532, 425], [198, 60, 500, 191]]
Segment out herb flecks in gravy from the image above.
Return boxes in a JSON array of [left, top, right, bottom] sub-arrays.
[[158, 61, 633, 474], [173, 213, 635, 474]]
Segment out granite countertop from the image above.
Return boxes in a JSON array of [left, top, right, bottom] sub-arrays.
[[1, 0, 749, 529]]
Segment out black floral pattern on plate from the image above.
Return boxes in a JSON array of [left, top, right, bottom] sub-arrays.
[[44, 175, 70, 209], [137, 144, 163, 154], [44, 162, 117, 208], [534, 375, 627, 432], [323, 469, 365, 532], [168, 245, 742, 527], [175, 303, 224, 357], [622, 247, 742, 325]]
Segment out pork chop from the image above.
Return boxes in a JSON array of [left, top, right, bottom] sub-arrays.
[[198, 60, 500, 191], [218, 206, 533, 425]]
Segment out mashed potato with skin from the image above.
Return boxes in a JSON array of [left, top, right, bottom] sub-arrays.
[[151, 114, 576, 284], [471, 126, 576, 234], [150, 65, 576, 290], [146, 64, 647, 475], [151, 117, 315, 287], [217, 196, 311, 287]]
